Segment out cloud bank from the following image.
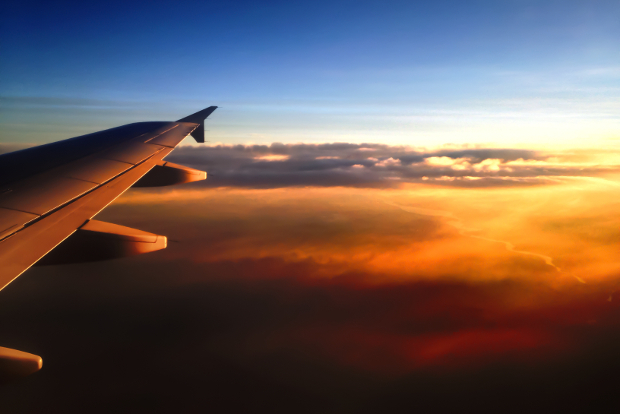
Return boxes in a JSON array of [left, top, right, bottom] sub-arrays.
[[168, 143, 619, 188]]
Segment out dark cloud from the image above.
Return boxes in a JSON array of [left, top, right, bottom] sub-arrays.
[[167, 144, 618, 189], [1, 256, 620, 413]]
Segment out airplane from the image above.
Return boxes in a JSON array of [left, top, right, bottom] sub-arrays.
[[0, 106, 217, 382]]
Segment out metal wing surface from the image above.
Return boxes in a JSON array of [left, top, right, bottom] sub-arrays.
[[0, 106, 217, 380], [0, 106, 217, 292]]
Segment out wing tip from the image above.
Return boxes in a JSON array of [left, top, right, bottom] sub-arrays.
[[177, 106, 218, 143]]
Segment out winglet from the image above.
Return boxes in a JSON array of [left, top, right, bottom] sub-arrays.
[[177, 106, 218, 143]]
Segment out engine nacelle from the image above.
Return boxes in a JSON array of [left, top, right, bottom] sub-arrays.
[[0, 346, 42, 382], [37, 220, 167, 265], [132, 161, 206, 187]]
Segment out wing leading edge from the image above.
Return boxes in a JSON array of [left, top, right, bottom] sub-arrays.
[[0, 107, 217, 381]]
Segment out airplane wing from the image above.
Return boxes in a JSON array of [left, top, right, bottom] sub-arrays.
[[0, 106, 217, 381]]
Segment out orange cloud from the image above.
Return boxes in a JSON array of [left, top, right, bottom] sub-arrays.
[[85, 170, 620, 378]]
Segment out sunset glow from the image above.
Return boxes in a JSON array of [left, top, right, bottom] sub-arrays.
[[96, 163, 620, 375]]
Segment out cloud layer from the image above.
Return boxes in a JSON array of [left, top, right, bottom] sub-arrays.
[[2, 146, 620, 412], [167, 143, 619, 189]]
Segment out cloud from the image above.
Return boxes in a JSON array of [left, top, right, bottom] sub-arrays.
[[425, 156, 470, 169], [4, 254, 620, 413], [3, 182, 620, 412], [167, 143, 619, 189]]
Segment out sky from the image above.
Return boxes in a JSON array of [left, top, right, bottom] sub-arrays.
[[2, 0, 620, 412], [1, 0, 619, 147]]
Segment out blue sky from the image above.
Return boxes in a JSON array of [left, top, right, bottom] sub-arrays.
[[1, 0, 619, 148]]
